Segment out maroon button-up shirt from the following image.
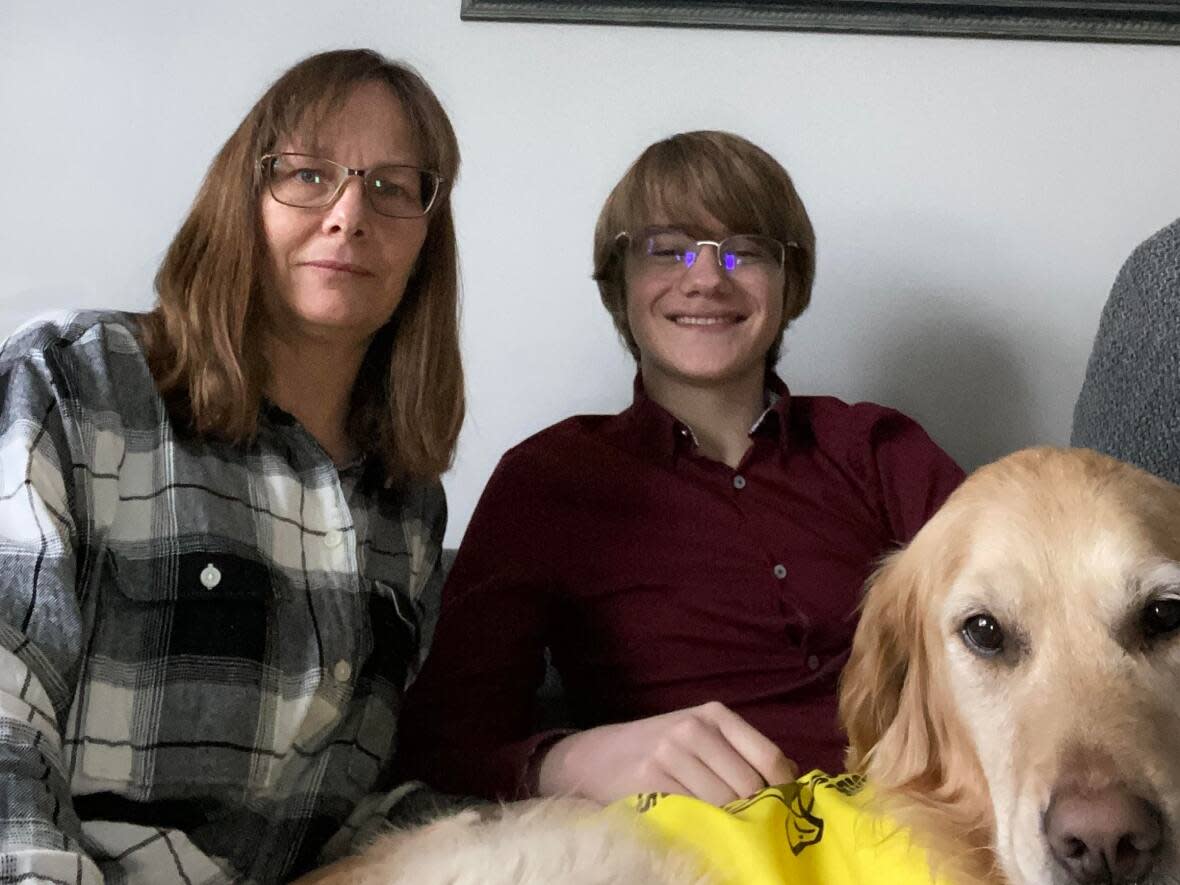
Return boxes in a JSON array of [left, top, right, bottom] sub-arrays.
[[398, 377, 964, 799]]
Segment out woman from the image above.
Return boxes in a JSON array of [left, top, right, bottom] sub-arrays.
[[397, 130, 964, 807], [0, 49, 462, 883]]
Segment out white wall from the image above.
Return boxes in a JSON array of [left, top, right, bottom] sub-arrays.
[[3, 1, 1179, 546]]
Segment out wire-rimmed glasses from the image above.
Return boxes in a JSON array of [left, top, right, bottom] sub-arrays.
[[617, 227, 792, 278], [260, 152, 445, 219]]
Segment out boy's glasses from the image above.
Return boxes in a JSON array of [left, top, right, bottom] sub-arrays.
[[617, 228, 792, 278]]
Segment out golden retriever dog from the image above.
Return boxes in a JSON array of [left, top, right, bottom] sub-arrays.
[[319, 798, 715, 884], [841, 446, 1180, 885], [332, 447, 1178, 885]]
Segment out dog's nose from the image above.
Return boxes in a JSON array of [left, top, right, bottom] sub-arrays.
[[1045, 786, 1162, 884]]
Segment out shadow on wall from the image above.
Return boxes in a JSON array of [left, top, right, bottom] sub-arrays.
[[852, 291, 1038, 473]]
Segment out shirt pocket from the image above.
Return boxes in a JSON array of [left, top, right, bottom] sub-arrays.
[[75, 550, 277, 794]]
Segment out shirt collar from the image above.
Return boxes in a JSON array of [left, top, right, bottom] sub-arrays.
[[259, 398, 375, 479], [619, 372, 793, 464], [760, 373, 793, 450]]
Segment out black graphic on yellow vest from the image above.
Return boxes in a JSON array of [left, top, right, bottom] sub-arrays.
[[635, 792, 670, 814], [716, 772, 868, 856]]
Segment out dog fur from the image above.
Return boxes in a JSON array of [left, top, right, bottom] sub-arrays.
[[344, 797, 715, 884], [841, 447, 1180, 885], [346, 447, 1180, 885]]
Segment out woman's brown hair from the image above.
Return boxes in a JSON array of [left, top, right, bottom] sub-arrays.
[[140, 48, 463, 483], [592, 130, 816, 367]]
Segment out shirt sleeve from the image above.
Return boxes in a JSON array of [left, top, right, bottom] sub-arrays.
[[1070, 241, 1147, 456], [0, 329, 233, 885], [864, 407, 966, 544], [1071, 221, 1180, 485], [395, 447, 563, 801], [0, 341, 106, 883]]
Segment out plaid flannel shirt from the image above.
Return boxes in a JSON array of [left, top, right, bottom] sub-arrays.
[[0, 311, 446, 884]]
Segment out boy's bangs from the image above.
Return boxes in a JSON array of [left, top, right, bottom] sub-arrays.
[[623, 149, 775, 239]]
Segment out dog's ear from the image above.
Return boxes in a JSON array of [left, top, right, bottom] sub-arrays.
[[839, 544, 934, 782], [839, 519, 983, 794], [839, 512, 995, 871]]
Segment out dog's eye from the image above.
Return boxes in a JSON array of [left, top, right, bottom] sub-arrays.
[[1142, 598, 1180, 640], [961, 613, 1005, 656]]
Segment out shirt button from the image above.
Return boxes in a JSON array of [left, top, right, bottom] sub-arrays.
[[323, 529, 344, 549], [773, 564, 787, 579], [807, 655, 821, 672], [199, 563, 221, 589], [333, 659, 352, 682], [733, 475, 747, 490]]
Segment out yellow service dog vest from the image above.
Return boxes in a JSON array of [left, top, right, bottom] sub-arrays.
[[619, 770, 953, 885]]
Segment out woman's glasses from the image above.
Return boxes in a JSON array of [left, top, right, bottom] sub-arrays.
[[260, 152, 445, 218]]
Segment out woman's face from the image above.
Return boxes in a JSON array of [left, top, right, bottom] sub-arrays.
[[259, 81, 429, 348], [624, 211, 786, 393]]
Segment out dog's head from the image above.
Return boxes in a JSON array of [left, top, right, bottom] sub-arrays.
[[840, 447, 1180, 885]]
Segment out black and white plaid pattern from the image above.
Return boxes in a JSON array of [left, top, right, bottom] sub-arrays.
[[0, 311, 445, 884]]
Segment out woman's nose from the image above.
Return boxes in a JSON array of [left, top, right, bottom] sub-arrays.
[[322, 176, 368, 237]]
